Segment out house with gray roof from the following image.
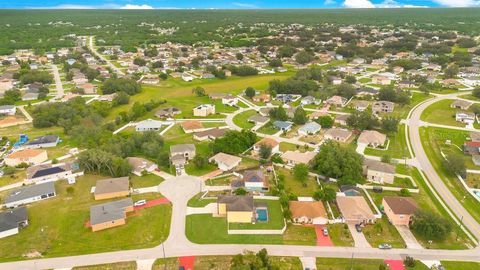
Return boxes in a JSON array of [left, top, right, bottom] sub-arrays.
[[170, 144, 196, 166], [298, 122, 321, 136], [135, 119, 162, 132], [23, 135, 60, 149], [0, 207, 28, 239], [363, 159, 396, 184], [90, 198, 133, 232], [0, 105, 16, 116], [4, 182, 56, 208], [273, 120, 293, 132], [248, 114, 270, 125]]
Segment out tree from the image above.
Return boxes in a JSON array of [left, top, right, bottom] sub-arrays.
[[259, 144, 272, 160], [411, 210, 452, 241], [192, 86, 206, 97], [313, 186, 336, 202], [473, 87, 480, 99], [400, 188, 411, 197], [336, 83, 356, 99], [235, 52, 244, 61], [211, 130, 257, 155], [381, 117, 400, 133], [269, 58, 282, 68], [133, 57, 146, 66], [102, 78, 141, 95], [347, 111, 378, 131], [295, 51, 314, 64], [345, 75, 357, 84], [293, 164, 309, 187], [192, 155, 207, 169], [311, 140, 364, 185], [268, 106, 288, 121], [293, 107, 307, 125], [442, 153, 466, 177], [444, 64, 459, 79], [113, 91, 130, 106], [245, 87, 256, 99], [234, 188, 247, 195], [404, 256, 416, 268], [315, 116, 333, 128]]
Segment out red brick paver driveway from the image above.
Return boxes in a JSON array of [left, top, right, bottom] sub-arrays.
[[384, 260, 405, 270], [179, 256, 196, 270], [315, 225, 334, 246], [134, 197, 170, 210]]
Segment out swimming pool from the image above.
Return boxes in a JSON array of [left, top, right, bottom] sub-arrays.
[[256, 208, 268, 222]]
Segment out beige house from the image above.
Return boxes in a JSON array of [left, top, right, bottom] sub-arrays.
[[372, 75, 392, 85], [253, 138, 280, 155], [5, 149, 48, 166], [372, 101, 395, 114], [217, 195, 254, 223], [127, 157, 158, 176], [94, 177, 130, 201], [337, 196, 376, 224], [289, 201, 328, 225], [363, 159, 395, 184], [357, 130, 387, 148], [193, 104, 215, 117], [170, 144, 196, 166], [281, 151, 316, 166], [181, 120, 205, 133], [209, 152, 242, 171], [325, 95, 347, 107], [382, 197, 418, 226], [451, 100, 472, 110], [324, 128, 353, 143]]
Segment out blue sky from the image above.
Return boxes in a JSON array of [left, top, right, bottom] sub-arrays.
[[2, 0, 480, 9]]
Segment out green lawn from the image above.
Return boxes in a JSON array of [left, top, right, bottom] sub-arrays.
[[441, 261, 480, 270], [229, 200, 284, 230], [327, 223, 354, 247], [257, 122, 279, 135], [362, 216, 405, 248], [381, 92, 431, 120], [420, 99, 464, 127], [420, 126, 480, 226], [186, 214, 315, 245], [130, 173, 164, 189], [187, 192, 216, 207], [233, 109, 259, 129], [316, 258, 384, 270], [73, 262, 137, 270], [276, 166, 319, 197], [364, 124, 410, 159], [153, 256, 302, 270], [0, 174, 171, 262]]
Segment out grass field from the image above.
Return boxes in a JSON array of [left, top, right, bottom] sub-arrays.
[[327, 223, 354, 247], [228, 200, 284, 230], [0, 174, 171, 262], [380, 92, 431, 120], [420, 99, 465, 127], [130, 173, 164, 189], [233, 109, 259, 129], [362, 216, 405, 248], [364, 124, 410, 159], [316, 258, 384, 270], [276, 166, 319, 197], [441, 261, 480, 270], [73, 262, 137, 270]]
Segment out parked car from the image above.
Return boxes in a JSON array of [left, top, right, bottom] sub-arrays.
[[322, 228, 328, 236], [134, 200, 147, 207], [355, 224, 362, 232], [378, 244, 392, 249]]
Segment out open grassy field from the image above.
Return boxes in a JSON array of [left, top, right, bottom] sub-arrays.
[[275, 166, 319, 197], [441, 261, 480, 270], [420, 99, 465, 127], [364, 124, 410, 159], [327, 223, 354, 247], [73, 262, 137, 270], [233, 109, 259, 129], [130, 173, 164, 189], [0, 174, 171, 262], [316, 258, 385, 270]]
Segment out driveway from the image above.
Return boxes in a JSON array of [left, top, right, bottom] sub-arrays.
[[299, 257, 316, 270], [314, 225, 334, 246], [347, 224, 371, 248], [395, 225, 422, 249]]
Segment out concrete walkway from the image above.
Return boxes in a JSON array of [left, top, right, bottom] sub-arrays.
[[347, 224, 371, 248], [395, 225, 423, 250], [136, 259, 155, 270], [299, 257, 317, 270], [186, 203, 217, 215]]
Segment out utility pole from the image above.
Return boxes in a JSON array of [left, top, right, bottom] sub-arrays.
[[162, 242, 166, 270], [350, 253, 354, 270]]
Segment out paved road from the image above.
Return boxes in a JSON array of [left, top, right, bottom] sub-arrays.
[[408, 93, 480, 241], [88, 36, 125, 76], [51, 64, 64, 99]]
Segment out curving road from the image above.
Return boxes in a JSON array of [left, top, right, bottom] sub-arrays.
[[408, 93, 480, 241]]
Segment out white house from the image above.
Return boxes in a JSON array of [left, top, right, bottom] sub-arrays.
[[456, 112, 475, 124], [298, 122, 321, 136], [135, 119, 162, 132], [4, 182, 56, 208], [209, 152, 242, 171], [0, 105, 16, 116], [0, 207, 28, 239]]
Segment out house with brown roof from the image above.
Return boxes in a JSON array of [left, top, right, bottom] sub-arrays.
[[281, 151, 316, 166], [324, 128, 353, 143], [382, 197, 418, 226], [325, 95, 347, 107], [127, 157, 158, 176], [289, 201, 328, 225], [357, 130, 387, 148], [94, 177, 130, 200], [336, 196, 376, 224], [209, 152, 242, 171], [181, 120, 205, 133], [217, 195, 254, 223], [193, 128, 227, 141], [253, 138, 280, 155], [5, 149, 48, 167], [363, 159, 396, 184], [334, 114, 349, 126]]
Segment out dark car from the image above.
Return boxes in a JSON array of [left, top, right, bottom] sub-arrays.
[[355, 224, 362, 232]]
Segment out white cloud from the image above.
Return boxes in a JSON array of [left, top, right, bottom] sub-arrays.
[[232, 2, 259, 8], [120, 4, 154, 10], [324, 0, 337, 5], [432, 0, 480, 7], [343, 0, 375, 8]]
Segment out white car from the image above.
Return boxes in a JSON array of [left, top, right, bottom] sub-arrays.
[[134, 200, 147, 207]]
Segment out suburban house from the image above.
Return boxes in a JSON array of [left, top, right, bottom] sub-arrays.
[[231, 170, 269, 192], [451, 100, 472, 110], [273, 120, 293, 132], [289, 201, 328, 225], [382, 197, 418, 226], [170, 144, 196, 167], [222, 95, 238, 106], [336, 196, 376, 224], [363, 159, 396, 184], [372, 101, 395, 114], [4, 182, 56, 208], [464, 141, 480, 155], [135, 119, 162, 132], [155, 107, 181, 118], [470, 132, 480, 142], [298, 122, 321, 136], [127, 157, 158, 176], [94, 177, 130, 201], [0, 207, 28, 239], [352, 100, 369, 112], [26, 162, 77, 184], [0, 105, 16, 116], [456, 112, 475, 124], [23, 135, 60, 149], [372, 75, 392, 85], [357, 130, 387, 148], [253, 138, 280, 155], [193, 128, 227, 141], [334, 114, 350, 126], [217, 195, 254, 223], [281, 151, 316, 166], [90, 198, 134, 232], [5, 149, 48, 167], [248, 115, 270, 126], [324, 128, 353, 143], [300, 96, 321, 106], [181, 120, 205, 133], [325, 95, 347, 107], [209, 152, 242, 171], [252, 94, 271, 103], [77, 83, 97, 94], [193, 104, 215, 117]]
